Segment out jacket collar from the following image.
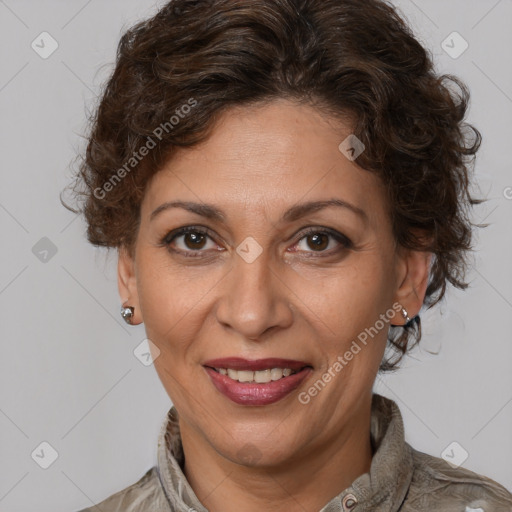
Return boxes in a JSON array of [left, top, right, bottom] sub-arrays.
[[156, 393, 414, 512]]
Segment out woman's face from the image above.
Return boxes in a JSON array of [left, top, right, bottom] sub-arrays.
[[119, 99, 428, 467]]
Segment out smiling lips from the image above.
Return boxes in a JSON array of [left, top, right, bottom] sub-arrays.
[[203, 357, 312, 406]]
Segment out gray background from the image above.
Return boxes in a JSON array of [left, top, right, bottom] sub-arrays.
[[0, 0, 511, 510]]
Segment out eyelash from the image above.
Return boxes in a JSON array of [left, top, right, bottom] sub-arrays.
[[161, 225, 353, 258]]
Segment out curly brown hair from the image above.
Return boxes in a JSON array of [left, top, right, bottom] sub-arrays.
[[64, 0, 481, 372]]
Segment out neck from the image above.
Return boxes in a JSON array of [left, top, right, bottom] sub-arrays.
[[179, 401, 374, 512]]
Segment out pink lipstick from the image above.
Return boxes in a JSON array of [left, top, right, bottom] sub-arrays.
[[203, 357, 312, 406]]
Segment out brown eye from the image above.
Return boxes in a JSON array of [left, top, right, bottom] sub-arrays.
[[163, 226, 217, 256], [306, 233, 329, 251], [293, 228, 352, 256], [183, 231, 207, 250]]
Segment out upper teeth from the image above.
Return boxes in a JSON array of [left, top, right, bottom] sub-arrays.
[[215, 368, 295, 383]]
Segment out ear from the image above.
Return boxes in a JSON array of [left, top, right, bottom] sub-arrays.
[[392, 249, 432, 325], [118, 246, 143, 325]]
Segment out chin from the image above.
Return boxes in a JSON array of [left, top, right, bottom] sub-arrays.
[[209, 419, 303, 469], [228, 440, 294, 468]]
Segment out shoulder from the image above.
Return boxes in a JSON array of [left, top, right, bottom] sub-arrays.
[[402, 446, 512, 512], [74, 467, 172, 512]]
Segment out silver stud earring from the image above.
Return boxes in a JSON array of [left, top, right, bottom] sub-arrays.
[[120, 304, 134, 324], [401, 307, 411, 325]]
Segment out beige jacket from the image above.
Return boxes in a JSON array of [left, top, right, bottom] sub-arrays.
[[77, 393, 512, 511]]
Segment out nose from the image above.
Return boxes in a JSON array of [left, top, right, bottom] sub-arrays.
[[214, 248, 294, 342]]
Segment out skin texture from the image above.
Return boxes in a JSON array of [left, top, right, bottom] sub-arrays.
[[118, 99, 431, 512]]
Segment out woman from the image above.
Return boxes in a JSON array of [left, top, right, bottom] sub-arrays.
[[67, 0, 512, 510]]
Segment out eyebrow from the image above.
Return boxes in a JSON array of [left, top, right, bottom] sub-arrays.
[[150, 198, 367, 223]]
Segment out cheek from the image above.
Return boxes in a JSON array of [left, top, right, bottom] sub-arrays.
[[136, 252, 208, 329], [135, 251, 228, 373], [136, 257, 210, 404], [297, 254, 393, 319], [292, 255, 395, 361]]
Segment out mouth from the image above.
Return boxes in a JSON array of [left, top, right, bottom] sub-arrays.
[[203, 358, 313, 406]]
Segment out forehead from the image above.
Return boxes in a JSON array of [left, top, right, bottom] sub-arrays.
[[141, 99, 387, 224]]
